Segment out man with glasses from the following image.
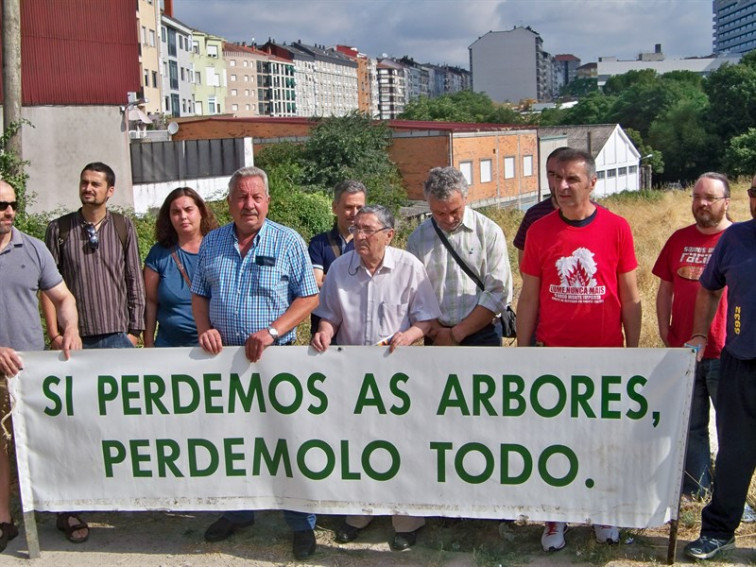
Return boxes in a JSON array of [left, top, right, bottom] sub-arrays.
[[0, 180, 81, 551], [684, 178, 756, 560], [653, 172, 732, 501], [311, 204, 440, 550], [407, 166, 512, 347], [192, 166, 319, 560], [42, 163, 145, 540]]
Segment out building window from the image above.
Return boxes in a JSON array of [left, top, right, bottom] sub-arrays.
[[459, 161, 473, 185], [207, 44, 218, 58], [480, 159, 492, 183], [607, 169, 617, 178], [230, 60, 236, 67], [194, 101, 203, 115], [231, 89, 237, 96], [192, 41, 199, 54], [523, 155, 533, 177], [169, 60, 178, 89], [245, 104, 251, 110], [208, 97, 217, 114], [144, 70, 149, 87], [597, 171, 606, 179], [178, 35, 184, 51], [195, 71, 201, 85], [618, 167, 627, 176], [232, 104, 238, 111], [180, 67, 185, 81], [231, 74, 237, 81], [161, 26, 166, 42], [504, 156, 515, 179], [167, 28, 176, 57], [142, 26, 147, 45], [629, 165, 638, 174], [152, 71, 158, 88], [245, 89, 250, 96], [149, 29, 156, 47]]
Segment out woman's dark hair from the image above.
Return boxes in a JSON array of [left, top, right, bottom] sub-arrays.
[[155, 187, 219, 247]]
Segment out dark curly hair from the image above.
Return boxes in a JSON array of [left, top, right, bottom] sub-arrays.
[[155, 187, 219, 247]]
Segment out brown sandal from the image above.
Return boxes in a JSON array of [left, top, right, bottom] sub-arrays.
[[56, 513, 89, 544], [0, 522, 18, 552]]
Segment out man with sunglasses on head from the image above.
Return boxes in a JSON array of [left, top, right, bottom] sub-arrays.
[[0, 180, 81, 552], [41, 163, 145, 542], [43, 162, 145, 351]]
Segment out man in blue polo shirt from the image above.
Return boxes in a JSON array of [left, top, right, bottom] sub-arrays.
[[191, 166, 319, 560]]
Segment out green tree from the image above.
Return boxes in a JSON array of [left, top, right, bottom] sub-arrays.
[[301, 113, 407, 213], [559, 78, 598, 99], [648, 97, 715, 181], [704, 62, 756, 143], [603, 69, 658, 96], [624, 127, 664, 174], [399, 91, 521, 124], [723, 128, 756, 177], [562, 92, 616, 124]]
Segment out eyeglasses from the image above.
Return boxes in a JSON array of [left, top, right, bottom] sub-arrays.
[[691, 194, 726, 203], [84, 223, 99, 250], [748, 187, 756, 198], [0, 201, 18, 211], [348, 225, 390, 237]]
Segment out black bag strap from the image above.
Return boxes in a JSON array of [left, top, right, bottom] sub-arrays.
[[325, 228, 342, 261], [58, 210, 128, 256], [431, 218, 484, 291]]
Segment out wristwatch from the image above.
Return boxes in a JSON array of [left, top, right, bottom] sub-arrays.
[[267, 326, 280, 341]]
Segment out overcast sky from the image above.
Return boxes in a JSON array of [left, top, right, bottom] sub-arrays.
[[173, 0, 715, 68]]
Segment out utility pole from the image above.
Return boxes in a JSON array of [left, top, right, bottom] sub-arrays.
[[3, 0, 22, 168]]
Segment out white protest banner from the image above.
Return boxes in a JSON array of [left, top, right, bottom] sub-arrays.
[[11, 346, 694, 528]]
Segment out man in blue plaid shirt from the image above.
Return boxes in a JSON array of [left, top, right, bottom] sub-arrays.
[[191, 166, 319, 560]]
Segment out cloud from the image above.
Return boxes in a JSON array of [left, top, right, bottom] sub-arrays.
[[173, 0, 715, 67]]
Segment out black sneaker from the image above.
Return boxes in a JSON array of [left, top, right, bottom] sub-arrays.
[[335, 521, 361, 543], [391, 530, 418, 550], [684, 535, 735, 560], [204, 516, 254, 542], [293, 529, 316, 560]]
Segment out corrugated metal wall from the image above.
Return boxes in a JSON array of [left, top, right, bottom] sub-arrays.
[[0, 0, 141, 105], [131, 138, 247, 184]]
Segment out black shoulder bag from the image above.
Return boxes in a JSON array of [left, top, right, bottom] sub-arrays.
[[431, 219, 516, 339]]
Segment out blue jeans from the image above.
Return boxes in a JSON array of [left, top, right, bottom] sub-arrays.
[[683, 358, 720, 498], [82, 332, 134, 349], [223, 510, 315, 532]]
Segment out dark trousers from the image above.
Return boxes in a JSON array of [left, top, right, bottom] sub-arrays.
[[425, 321, 502, 347], [700, 348, 756, 539], [683, 357, 720, 497]]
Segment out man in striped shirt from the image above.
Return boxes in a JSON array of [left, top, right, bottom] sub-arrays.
[[42, 162, 146, 543]]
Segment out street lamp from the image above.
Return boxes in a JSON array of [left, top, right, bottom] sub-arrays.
[[639, 153, 653, 190]]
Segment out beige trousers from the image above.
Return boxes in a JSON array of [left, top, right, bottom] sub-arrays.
[[346, 514, 425, 533]]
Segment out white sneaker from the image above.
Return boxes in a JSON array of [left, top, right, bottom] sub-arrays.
[[743, 503, 756, 523], [594, 524, 619, 544], [541, 521, 567, 551]]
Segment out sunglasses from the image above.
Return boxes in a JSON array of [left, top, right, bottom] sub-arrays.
[[84, 223, 99, 250], [748, 187, 756, 198], [0, 201, 18, 211]]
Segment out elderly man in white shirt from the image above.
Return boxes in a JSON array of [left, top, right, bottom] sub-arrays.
[[310, 204, 440, 550]]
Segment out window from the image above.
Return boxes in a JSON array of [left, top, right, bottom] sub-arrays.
[[459, 161, 473, 185], [607, 169, 617, 178], [162, 61, 167, 77], [192, 41, 199, 54], [523, 155, 533, 177], [207, 44, 218, 58], [149, 29, 156, 47], [245, 89, 250, 96], [597, 171, 606, 179], [142, 26, 147, 45], [178, 36, 184, 51], [152, 71, 158, 88], [169, 60, 178, 89], [144, 70, 149, 87], [231, 74, 237, 82], [245, 104, 251, 110], [161, 26, 166, 42], [231, 89, 237, 96], [194, 101, 203, 115], [195, 71, 201, 85], [232, 104, 238, 111], [208, 97, 217, 114], [180, 67, 185, 81], [167, 28, 176, 57], [629, 165, 638, 174], [171, 93, 180, 117], [480, 159, 492, 183], [230, 60, 236, 67], [504, 157, 515, 179], [618, 167, 627, 176]]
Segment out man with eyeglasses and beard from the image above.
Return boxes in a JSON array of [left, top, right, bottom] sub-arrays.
[[41, 163, 146, 541], [653, 173, 733, 502], [0, 180, 81, 553]]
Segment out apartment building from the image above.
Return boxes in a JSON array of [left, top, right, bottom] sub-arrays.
[[191, 30, 227, 115], [257, 56, 298, 117], [469, 27, 552, 103], [335, 45, 378, 117], [554, 54, 581, 93], [160, 13, 194, 116], [224, 43, 266, 117], [714, 0, 756, 54], [136, 0, 161, 114], [376, 59, 408, 119]]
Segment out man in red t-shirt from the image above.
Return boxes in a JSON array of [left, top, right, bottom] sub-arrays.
[[517, 148, 641, 552], [653, 172, 731, 499]]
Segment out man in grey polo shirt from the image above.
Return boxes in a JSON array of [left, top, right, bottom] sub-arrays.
[[0, 180, 81, 552]]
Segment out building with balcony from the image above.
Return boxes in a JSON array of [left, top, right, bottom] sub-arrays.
[[224, 42, 268, 117], [136, 0, 161, 115], [376, 59, 408, 119], [335, 45, 378, 116], [160, 13, 194, 116], [191, 30, 227, 115]]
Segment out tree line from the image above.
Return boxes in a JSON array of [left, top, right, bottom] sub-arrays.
[[401, 51, 756, 184]]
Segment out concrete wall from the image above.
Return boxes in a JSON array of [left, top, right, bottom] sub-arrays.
[[2, 105, 133, 215], [470, 29, 539, 103]]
